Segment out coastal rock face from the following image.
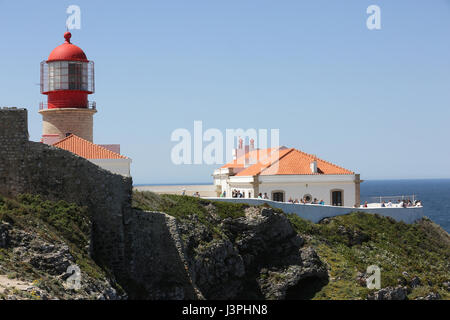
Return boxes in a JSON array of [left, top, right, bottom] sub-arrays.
[[367, 286, 408, 300], [415, 292, 441, 300], [122, 206, 328, 300], [257, 247, 328, 300], [0, 221, 123, 300], [172, 207, 327, 300]]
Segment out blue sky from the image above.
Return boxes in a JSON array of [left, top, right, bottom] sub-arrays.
[[1, 0, 450, 184]]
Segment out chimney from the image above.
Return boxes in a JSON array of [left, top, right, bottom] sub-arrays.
[[234, 137, 245, 163], [310, 159, 318, 173]]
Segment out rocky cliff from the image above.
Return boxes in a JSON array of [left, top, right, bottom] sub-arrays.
[[0, 194, 124, 300], [129, 192, 450, 300], [1, 191, 449, 300]]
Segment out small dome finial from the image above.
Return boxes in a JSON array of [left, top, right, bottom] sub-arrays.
[[64, 32, 72, 44]]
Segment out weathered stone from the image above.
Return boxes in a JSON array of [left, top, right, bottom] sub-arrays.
[[416, 292, 441, 300], [367, 286, 408, 300], [410, 276, 421, 288]]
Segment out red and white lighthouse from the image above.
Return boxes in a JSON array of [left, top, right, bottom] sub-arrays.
[[39, 31, 96, 144]]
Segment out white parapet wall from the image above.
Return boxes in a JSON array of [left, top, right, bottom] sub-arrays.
[[204, 198, 424, 224]]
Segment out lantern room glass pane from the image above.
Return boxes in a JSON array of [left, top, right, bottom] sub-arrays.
[[42, 60, 94, 93]]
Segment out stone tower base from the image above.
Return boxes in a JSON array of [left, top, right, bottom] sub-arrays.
[[39, 108, 97, 143]]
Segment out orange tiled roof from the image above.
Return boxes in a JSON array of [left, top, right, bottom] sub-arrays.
[[53, 134, 128, 160], [221, 147, 354, 176], [221, 148, 275, 169], [236, 148, 293, 176]]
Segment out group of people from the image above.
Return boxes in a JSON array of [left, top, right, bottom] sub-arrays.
[[229, 189, 248, 198], [288, 197, 325, 205], [182, 189, 201, 198], [362, 199, 422, 208]]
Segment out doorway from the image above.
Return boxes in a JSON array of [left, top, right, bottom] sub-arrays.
[[272, 191, 285, 202], [331, 190, 343, 206]]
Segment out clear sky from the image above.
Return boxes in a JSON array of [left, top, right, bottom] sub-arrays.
[[1, 0, 449, 184]]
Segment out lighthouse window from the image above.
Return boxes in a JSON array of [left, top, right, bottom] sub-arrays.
[[68, 63, 83, 90], [44, 60, 92, 93]]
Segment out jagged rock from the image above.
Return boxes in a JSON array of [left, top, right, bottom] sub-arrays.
[[1, 222, 123, 300], [170, 207, 328, 300], [367, 286, 408, 300], [443, 281, 450, 292], [0, 223, 9, 248], [356, 272, 368, 287], [192, 239, 245, 299], [29, 243, 74, 275], [397, 276, 407, 286], [336, 225, 370, 246], [410, 276, 421, 288], [257, 247, 328, 300], [416, 292, 441, 300]]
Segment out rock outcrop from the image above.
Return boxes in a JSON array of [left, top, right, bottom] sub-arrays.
[[122, 206, 328, 300], [0, 221, 123, 300], [367, 286, 408, 300]]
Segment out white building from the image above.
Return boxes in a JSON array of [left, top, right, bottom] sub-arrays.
[[213, 141, 361, 207], [53, 134, 132, 177]]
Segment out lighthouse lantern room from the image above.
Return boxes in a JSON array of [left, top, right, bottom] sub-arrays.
[[39, 32, 96, 144]]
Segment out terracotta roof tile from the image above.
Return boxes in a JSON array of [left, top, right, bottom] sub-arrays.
[[221, 147, 354, 176], [221, 148, 275, 169], [260, 149, 353, 175], [53, 134, 128, 160], [236, 148, 293, 176]]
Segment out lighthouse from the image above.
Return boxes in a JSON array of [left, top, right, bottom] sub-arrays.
[[39, 31, 96, 144], [39, 32, 132, 177]]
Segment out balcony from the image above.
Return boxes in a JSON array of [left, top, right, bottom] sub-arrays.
[[39, 101, 96, 111]]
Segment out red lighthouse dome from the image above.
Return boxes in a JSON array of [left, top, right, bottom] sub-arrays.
[[40, 32, 95, 109], [39, 32, 97, 144], [47, 32, 88, 62]]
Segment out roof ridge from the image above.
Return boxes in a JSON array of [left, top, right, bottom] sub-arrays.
[[293, 148, 353, 174], [257, 148, 295, 175], [52, 133, 74, 145], [53, 134, 128, 159]]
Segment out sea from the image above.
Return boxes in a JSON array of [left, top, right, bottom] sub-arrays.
[[360, 179, 450, 233]]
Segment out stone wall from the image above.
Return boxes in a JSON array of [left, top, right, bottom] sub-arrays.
[[0, 107, 130, 279], [0, 107, 202, 298], [0, 108, 29, 196]]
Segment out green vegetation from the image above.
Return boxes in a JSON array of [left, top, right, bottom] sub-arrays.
[[133, 192, 449, 300], [133, 191, 249, 240], [133, 191, 248, 220], [287, 212, 450, 300], [0, 194, 112, 297]]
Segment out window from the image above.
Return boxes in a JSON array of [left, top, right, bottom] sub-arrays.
[[272, 191, 284, 202], [331, 190, 343, 206], [303, 194, 312, 203], [46, 61, 90, 91]]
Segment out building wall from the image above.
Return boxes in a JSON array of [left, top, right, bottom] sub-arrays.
[[205, 197, 424, 224], [259, 181, 356, 207], [90, 158, 132, 177], [221, 174, 358, 207], [39, 108, 96, 142]]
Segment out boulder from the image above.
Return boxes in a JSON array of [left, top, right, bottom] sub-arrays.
[[367, 286, 408, 300]]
